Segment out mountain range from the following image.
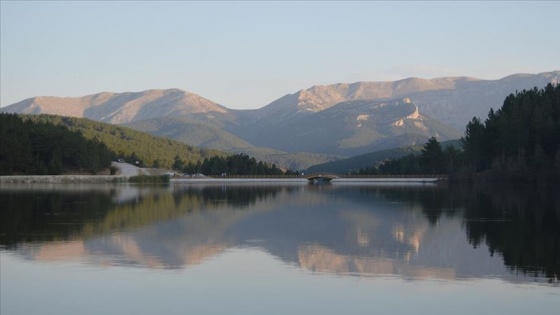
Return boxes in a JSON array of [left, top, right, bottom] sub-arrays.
[[3, 71, 558, 170]]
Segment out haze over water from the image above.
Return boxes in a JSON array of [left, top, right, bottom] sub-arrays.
[[1, 182, 558, 315]]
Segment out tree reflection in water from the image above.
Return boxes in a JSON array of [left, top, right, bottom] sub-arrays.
[[352, 184, 559, 281], [461, 185, 559, 282], [0, 183, 558, 282]]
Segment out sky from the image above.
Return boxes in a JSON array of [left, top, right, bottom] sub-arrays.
[[1, 1, 559, 109]]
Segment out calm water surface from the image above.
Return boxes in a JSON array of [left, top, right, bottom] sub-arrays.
[[1, 182, 558, 315]]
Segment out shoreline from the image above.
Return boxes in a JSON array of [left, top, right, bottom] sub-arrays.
[[170, 178, 443, 183], [0, 175, 128, 184], [0, 175, 444, 185]]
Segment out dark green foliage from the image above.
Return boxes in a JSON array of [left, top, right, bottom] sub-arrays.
[[461, 84, 560, 182], [183, 153, 284, 176], [420, 137, 444, 174], [20, 114, 224, 169], [462, 117, 490, 171], [358, 138, 456, 175], [460, 184, 560, 280], [442, 145, 462, 174], [356, 84, 560, 182], [3, 114, 293, 176], [109, 166, 119, 175], [307, 139, 462, 174], [172, 155, 186, 171], [378, 153, 421, 174], [0, 113, 113, 175], [284, 169, 301, 176]]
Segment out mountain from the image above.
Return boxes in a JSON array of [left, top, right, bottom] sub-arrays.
[[5, 89, 229, 125], [406, 72, 560, 129], [249, 71, 560, 130], [249, 77, 460, 123], [239, 97, 461, 156], [3, 71, 558, 168], [119, 96, 461, 158], [122, 116, 341, 170]]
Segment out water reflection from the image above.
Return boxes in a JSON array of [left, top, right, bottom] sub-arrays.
[[1, 183, 558, 283]]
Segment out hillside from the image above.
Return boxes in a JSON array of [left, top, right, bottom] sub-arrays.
[[306, 139, 462, 174], [123, 116, 340, 170], [20, 115, 224, 169], [0, 113, 113, 175], [124, 117, 255, 152], [239, 98, 462, 156]]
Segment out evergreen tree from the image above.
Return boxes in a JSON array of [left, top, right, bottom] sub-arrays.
[[461, 117, 486, 172], [420, 137, 444, 174], [0, 113, 114, 175], [172, 155, 185, 171]]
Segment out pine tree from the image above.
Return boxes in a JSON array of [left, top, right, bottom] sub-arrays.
[[420, 137, 443, 174]]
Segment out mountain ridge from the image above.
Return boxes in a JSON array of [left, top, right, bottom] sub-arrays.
[[5, 89, 229, 125], [5, 71, 558, 127], [249, 71, 559, 129], [3, 71, 558, 169]]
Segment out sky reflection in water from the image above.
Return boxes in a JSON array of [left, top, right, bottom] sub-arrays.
[[1, 183, 558, 315]]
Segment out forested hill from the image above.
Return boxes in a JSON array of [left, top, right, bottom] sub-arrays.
[[4, 114, 225, 173], [1, 113, 114, 175], [460, 83, 560, 182]]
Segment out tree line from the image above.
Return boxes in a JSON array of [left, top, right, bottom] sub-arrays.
[[173, 153, 285, 176], [357, 137, 460, 175], [358, 84, 560, 183], [0, 113, 114, 175], [19, 114, 222, 169], [0, 114, 291, 176], [461, 83, 560, 182]]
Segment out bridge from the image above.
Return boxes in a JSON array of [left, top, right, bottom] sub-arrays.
[[304, 173, 446, 183], [306, 174, 339, 183]]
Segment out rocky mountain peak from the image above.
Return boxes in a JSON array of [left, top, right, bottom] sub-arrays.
[[264, 77, 468, 118], [296, 86, 347, 112]]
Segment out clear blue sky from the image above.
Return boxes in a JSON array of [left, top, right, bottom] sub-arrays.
[[1, 1, 558, 109]]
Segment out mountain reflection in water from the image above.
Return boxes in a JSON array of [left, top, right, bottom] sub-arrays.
[[1, 183, 558, 283]]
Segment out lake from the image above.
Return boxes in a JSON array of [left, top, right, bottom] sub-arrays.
[[1, 182, 558, 315]]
